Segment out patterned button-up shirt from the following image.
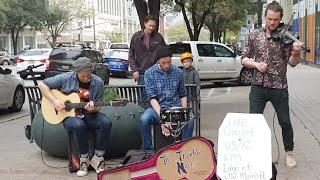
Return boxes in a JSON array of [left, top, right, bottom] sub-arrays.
[[145, 64, 186, 108], [242, 27, 293, 89]]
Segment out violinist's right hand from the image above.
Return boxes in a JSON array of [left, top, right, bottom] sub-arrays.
[[255, 61, 268, 73], [53, 98, 65, 112]]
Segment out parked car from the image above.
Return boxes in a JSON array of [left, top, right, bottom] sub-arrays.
[[9, 50, 27, 65], [169, 41, 253, 85], [16, 49, 52, 79], [0, 67, 25, 112], [109, 43, 129, 50], [0, 51, 12, 65], [104, 49, 132, 77], [45, 46, 111, 85]]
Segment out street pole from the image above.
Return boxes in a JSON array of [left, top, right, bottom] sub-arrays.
[[92, 0, 96, 49]]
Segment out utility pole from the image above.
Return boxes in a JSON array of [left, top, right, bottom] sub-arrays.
[[92, 0, 96, 48]]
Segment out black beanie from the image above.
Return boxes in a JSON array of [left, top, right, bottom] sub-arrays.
[[155, 45, 172, 60]]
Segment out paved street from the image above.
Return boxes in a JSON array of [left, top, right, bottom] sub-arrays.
[[0, 64, 320, 179]]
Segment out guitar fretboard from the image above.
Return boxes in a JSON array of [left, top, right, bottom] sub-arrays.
[[67, 101, 122, 109]]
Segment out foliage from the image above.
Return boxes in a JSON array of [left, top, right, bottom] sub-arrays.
[[0, 3, 6, 27], [38, 0, 91, 47], [100, 30, 124, 43], [165, 23, 190, 42], [173, 0, 213, 41], [1, 0, 46, 54], [103, 88, 120, 101], [203, 0, 254, 42]]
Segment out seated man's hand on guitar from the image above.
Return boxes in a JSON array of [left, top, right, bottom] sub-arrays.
[[84, 101, 99, 113], [53, 98, 65, 112], [161, 124, 172, 137]]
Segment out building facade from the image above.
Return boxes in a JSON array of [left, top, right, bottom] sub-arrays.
[[281, 0, 320, 64], [0, 28, 38, 54], [68, 0, 140, 49]]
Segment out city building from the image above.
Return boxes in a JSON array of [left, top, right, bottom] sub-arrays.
[[61, 0, 140, 50]]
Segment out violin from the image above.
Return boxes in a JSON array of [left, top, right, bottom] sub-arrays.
[[271, 23, 310, 53]]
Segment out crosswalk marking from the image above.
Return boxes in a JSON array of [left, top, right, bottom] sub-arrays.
[[226, 87, 231, 95], [206, 88, 215, 98]]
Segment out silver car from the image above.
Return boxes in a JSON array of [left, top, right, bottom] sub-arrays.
[[0, 51, 11, 65], [0, 67, 25, 111]]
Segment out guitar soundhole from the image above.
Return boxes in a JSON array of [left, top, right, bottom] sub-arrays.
[[65, 101, 72, 111]]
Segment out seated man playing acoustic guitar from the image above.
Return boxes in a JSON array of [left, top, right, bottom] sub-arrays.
[[38, 57, 112, 177], [140, 45, 192, 151]]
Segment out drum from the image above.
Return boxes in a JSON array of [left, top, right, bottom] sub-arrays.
[[160, 107, 191, 125]]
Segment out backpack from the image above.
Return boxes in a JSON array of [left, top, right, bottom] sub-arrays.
[[122, 149, 153, 165]]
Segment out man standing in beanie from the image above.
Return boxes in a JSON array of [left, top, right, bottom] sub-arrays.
[[128, 15, 166, 85], [140, 46, 187, 151], [38, 57, 112, 177]]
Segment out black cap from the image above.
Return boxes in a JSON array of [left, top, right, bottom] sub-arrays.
[[155, 45, 172, 60]]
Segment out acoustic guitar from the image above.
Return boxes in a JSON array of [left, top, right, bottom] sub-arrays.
[[41, 89, 128, 124]]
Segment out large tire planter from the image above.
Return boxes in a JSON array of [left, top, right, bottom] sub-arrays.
[[31, 103, 143, 158]]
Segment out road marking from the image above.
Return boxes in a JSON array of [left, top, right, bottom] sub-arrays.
[[226, 87, 231, 95], [206, 88, 215, 97]]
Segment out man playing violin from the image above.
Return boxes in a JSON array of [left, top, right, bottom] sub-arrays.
[[38, 57, 112, 177], [242, 1, 303, 168]]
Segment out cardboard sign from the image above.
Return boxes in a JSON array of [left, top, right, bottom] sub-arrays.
[[217, 113, 272, 180]]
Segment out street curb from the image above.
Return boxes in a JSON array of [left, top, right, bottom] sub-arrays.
[[0, 113, 30, 124]]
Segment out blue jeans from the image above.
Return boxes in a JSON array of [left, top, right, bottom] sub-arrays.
[[140, 108, 194, 150], [182, 119, 194, 140], [63, 112, 112, 155], [137, 73, 145, 85]]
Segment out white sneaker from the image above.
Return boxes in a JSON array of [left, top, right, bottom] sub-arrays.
[[90, 155, 105, 173], [77, 157, 89, 177], [286, 151, 297, 168]]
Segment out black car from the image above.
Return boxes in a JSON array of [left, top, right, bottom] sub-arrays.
[[45, 46, 110, 85]]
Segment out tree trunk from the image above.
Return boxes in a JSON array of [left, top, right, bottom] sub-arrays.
[[209, 28, 214, 42], [148, 0, 160, 32], [223, 30, 226, 44], [11, 29, 18, 55], [133, 0, 148, 30], [214, 29, 219, 42]]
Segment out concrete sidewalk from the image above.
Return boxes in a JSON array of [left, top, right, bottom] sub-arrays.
[[0, 64, 320, 180]]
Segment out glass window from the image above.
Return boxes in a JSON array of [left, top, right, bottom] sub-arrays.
[[196, 44, 216, 57], [169, 43, 191, 57], [25, 36, 35, 49], [214, 45, 234, 57]]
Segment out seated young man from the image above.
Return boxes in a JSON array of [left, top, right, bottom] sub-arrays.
[[38, 57, 112, 177], [140, 45, 193, 151]]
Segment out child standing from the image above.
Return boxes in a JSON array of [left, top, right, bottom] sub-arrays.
[[180, 52, 200, 139]]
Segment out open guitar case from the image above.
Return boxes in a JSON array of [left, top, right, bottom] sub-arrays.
[[98, 137, 220, 180]]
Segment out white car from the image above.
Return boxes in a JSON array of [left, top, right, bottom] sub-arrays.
[[16, 48, 52, 79], [169, 41, 253, 85], [0, 67, 25, 112]]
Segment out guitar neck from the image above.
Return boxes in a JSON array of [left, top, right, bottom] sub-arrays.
[[69, 101, 115, 109]]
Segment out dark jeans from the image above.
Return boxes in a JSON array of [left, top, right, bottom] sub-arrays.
[[249, 85, 294, 151], [63, 112, 112, 155]]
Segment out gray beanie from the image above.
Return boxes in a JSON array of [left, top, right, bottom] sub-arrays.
[[73, 57, 94, 72]]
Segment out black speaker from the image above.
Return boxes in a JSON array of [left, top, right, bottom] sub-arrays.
[[153, 125, 182, 151]]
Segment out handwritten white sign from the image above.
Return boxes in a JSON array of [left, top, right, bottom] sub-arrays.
[[217, 113, 272, 180]]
